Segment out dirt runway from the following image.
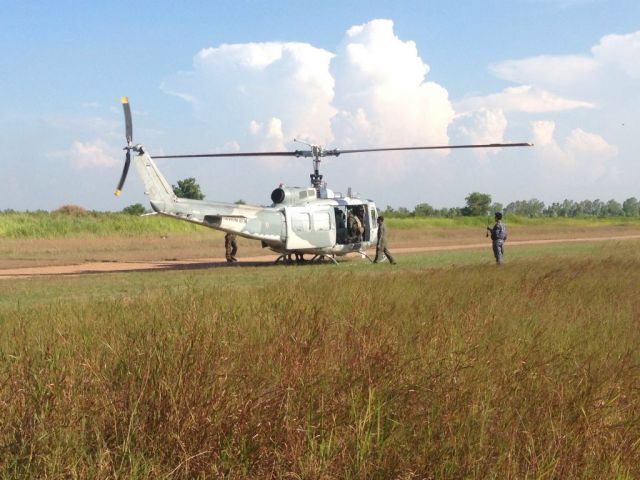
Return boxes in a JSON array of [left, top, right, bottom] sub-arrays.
[[2, 234, 639, 279]]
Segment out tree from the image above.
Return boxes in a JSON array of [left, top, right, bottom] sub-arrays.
[[623, 197, 639, 217], [396, 207, 411, 218], [172, 177, 205, 200], [382, 205, 396, 216], [490, 202, 504, 215], [461, 192, 492, 216], [605, 199, 624, 217], [505, 199, 544, 217], [414, 202, 435, 217], [122, 203, 146, 215]]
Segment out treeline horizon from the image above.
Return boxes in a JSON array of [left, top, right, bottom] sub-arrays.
[[382, 192, 640, 219], [2, 193, 640, 219]]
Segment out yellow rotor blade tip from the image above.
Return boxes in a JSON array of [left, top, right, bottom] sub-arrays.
[[121, 96, 129, 104], [115, 189, 122, 197]]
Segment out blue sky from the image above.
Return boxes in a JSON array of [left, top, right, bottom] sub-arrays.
[[1, 0, 639, 211]]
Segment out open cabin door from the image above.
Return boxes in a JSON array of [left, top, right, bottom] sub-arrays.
[[284, 206, 335, 250]]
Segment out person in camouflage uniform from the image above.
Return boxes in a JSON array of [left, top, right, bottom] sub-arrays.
[[347, 210, 364, 243], [373, 215, 396, 264], [487, 212, 507, 264], [224, 232, 238, 263]]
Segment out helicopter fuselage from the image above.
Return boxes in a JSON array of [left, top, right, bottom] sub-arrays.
[[132, 146, 377, 259]]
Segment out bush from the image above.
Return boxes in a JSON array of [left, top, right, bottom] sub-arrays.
[[53, 205, 87, 216], [122, 203, 147, 215]]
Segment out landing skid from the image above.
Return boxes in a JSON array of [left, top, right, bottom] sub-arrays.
[[310, 254, 338, 265], [274, 253, 338, 265], [359, 250, 374, 263]]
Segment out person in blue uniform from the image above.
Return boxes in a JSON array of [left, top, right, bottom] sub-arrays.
[[487, 212, 507, 264]]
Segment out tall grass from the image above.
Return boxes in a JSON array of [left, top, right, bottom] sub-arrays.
[[387, 215, 640, 230], [3, 211, 640, 239], [1, 246, 639, 478], [0, 212, 200, 239]]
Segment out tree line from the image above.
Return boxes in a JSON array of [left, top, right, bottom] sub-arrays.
[[121, 178, 640, 218], [382, 192, 640, 218]]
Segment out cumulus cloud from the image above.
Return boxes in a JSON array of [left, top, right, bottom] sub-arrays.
[[490, 55, 599, 90], [162, 42, 336, 150], [591, 31, 640, 79], [156, 20, 637, 207], [490, 30, 640, 97], [60, 140, 120, 169], [452, 108, 508, 152], [163, 19, 455, 154], [331, 19, 454, 148], [455, 85, 594, 114], [531, 120, 618, 179]]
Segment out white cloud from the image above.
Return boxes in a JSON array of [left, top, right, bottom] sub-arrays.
[[490, 30, 640, 96], [163, 19, 456, 154], [60, 140, 120, 169], [453, 108, 508, 150], [531, 120, 618, 179], [456, 85, 594, 114], [155, 21, 637, 209], [591, 31, 640, 79], [490, 55, 599, 90], [162, 41, 336, 150], [331, 19, 454, 148]]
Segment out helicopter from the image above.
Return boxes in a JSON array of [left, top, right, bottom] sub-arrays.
[[115, 97, 532, 264]]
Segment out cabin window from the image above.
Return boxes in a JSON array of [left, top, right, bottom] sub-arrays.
[[299, 191, 308, 199], [313, 212, 331, 231], [370, 209, 377, 224], [291, 213, 311, 232]]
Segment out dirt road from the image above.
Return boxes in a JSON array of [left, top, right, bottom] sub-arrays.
[[2, 234, 639, 279]]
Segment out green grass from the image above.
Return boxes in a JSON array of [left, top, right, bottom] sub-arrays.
[[387, 215, 640, 230], [3, 211, 640, 240], [0, 240, 618, 309], [1, 241, 640, 478], [0, 212, 201, 239]]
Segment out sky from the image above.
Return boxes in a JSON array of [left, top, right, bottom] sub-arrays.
[[1, 0, 639, 211]]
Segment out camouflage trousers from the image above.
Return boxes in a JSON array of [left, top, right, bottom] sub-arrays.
[[225, 239, 238, 261], [374, 246, 396, 264], [492, 240, 504, 264]]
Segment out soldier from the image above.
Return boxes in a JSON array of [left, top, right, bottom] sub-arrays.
[[335, 209, 348, 244], [373, 215, 396, 264], [347, 210, 364, 243], [353, 211, 364, 242], [487, 212, 507, 264], [224, 232, 238, 263]]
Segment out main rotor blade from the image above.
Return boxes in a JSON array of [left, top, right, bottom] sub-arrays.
[[332, 142, 533, 155], [153, 142, 532, 159], [154, 151, 299, 159], [121, 96, 132, 144], [114, 149, 131, 196]]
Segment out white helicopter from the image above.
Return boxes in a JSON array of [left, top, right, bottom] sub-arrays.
[[115, 97, 531, 264]]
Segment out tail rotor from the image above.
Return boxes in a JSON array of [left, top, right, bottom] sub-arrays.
[[115, 96, 133, 196]]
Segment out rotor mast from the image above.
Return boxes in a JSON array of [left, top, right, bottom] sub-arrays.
[[295, 140, 332, 197], [310, 145, 323, 196]]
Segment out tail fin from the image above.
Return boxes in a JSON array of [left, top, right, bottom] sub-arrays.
[[132, 148, 178, 210]]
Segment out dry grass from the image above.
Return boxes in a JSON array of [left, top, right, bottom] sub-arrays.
[[1, 244, 639, 478], [3, 220, 640, 269]]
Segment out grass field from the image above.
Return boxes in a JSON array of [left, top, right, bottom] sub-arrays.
[[1, 236, 639, 478], [2, 213, 640, 269]]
